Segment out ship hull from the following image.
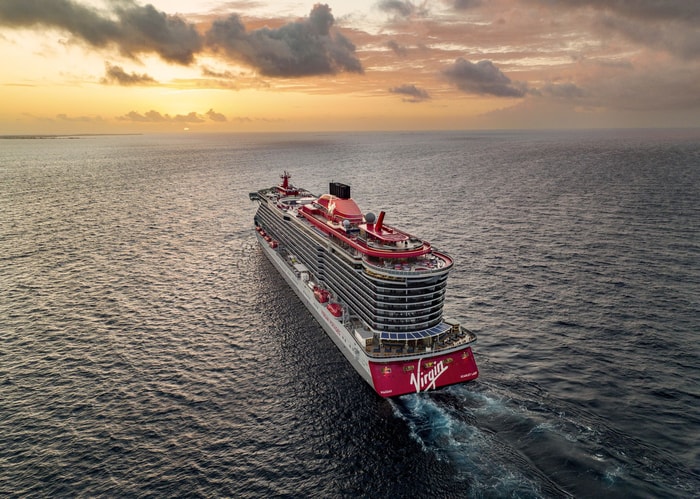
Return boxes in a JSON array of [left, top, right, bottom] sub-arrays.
[[255, 231, 479, 397]]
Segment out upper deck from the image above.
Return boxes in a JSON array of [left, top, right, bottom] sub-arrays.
[[252, 174, 452, 273]]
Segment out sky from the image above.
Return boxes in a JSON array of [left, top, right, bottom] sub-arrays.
[[1, 0, 699, 133]]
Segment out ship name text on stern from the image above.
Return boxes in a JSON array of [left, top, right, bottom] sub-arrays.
[[410, 358, 448, 393]]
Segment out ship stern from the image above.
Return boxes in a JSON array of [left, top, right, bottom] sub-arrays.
[[368, 346, 479, 397]]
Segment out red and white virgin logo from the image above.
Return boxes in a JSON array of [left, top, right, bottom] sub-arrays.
[[409, 358, 448, 393]]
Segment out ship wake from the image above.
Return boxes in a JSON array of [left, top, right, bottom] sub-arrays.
[[390, 387, 552, 498], [389, 375, 698, 498]]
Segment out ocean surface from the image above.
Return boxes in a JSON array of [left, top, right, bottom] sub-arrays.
[[1, 129, 698, 498]]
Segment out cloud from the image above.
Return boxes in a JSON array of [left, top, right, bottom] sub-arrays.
[[450, 0, 482, 10], [117, 110, 205, 123], [377, 0, 432, 19], [599, 15, 700, 60], [101, 63, 156, 85], [389, 84, 430, 102], [386, 39, 408, 56], [0, 1, 364, 77], [114, 1, 202, 64], [56, 113, 104, 122], [529, 0, 700, 60], [442, 58, 526, 97], [205, 4, 363, 77], [538, 82, 586, 99], [537, 0, 700, 23], [117, 109, 229, 123], [201, 66, 238, 79], [206, 109, 227, 122], [0, 0, 118, 46], [0, 0, 202, 64], [378, 1, 417, 18]]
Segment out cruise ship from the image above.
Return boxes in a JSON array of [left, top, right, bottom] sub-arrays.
[[249, 172, 478, 397]]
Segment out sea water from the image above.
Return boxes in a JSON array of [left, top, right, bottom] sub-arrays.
[[1, 130, 698, 497]]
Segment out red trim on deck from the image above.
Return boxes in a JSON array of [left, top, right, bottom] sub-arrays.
[[300, 206, 432, 258]]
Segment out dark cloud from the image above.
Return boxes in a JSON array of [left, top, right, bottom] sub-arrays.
[[537, 0, 700, 23], [451, 0, 482, 10], [114, 1, 202, 64], [389, 84, 430, 102], [101, 63, 156, 85], [378, 1, 416, 18], [205, 4, 363, 77], [532, 0, 700, 59], [377, 0, 432, 19], [0, 1, 365, 76], [0, 0, 118, 46], [442, 58, 526, 97], [387, 39, 407, 56], [599, 14, 700, 60], [0, 0, 201, 64]]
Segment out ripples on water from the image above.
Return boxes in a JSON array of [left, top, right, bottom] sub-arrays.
[[1, 130, 698, 498]]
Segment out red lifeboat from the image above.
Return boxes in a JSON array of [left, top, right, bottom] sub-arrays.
[[313, 287, 330, 303], [327, 303, 343, 317]]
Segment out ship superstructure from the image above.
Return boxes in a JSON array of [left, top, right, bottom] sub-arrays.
[[250, 172, 478, 396]]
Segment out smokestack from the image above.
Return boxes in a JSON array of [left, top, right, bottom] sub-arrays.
[[329, 182, 351, 199], [375, 211, 385, 233]]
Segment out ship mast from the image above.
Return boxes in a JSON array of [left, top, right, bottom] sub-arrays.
[[277, 170, 299, 196], [281, 170, 291, 189]]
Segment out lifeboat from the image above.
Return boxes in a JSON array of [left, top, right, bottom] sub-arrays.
[[327, 303, 343, 317], [313, 287, 330, 303]]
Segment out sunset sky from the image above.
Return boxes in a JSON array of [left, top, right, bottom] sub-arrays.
[[1, 0, 699, 133]]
